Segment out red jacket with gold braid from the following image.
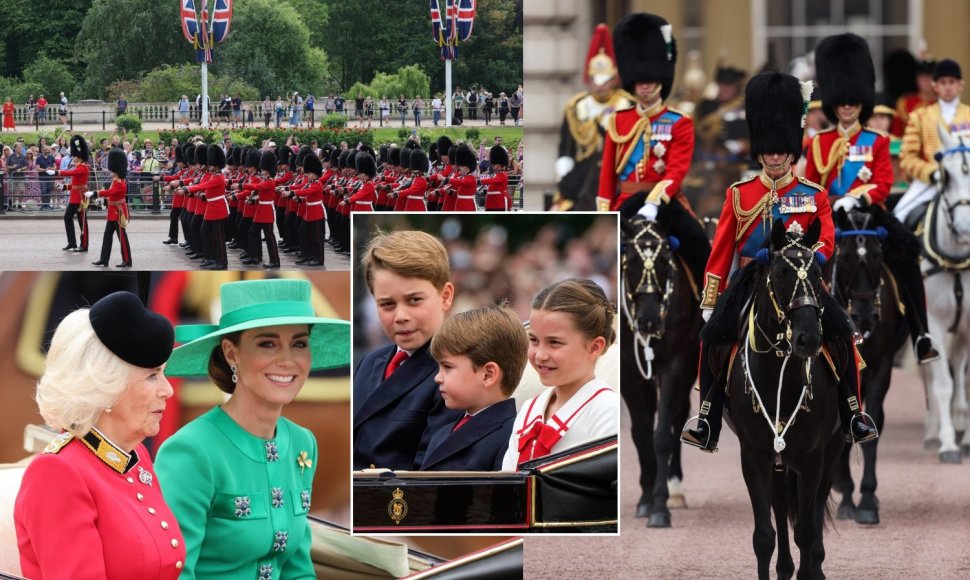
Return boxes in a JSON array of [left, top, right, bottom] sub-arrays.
[[60, 163, 90, 205], [701, 171, 835, 309], [99, 178, 129, 223], [597, 103, 694, 211], [803, 125, 892, 205]]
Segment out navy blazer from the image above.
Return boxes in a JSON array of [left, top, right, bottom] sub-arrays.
[[419, 398, 517, 471], [353, 342, 461, 470]]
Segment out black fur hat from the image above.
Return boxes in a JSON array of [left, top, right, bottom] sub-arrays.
[[404, 140, 421, 150], [429, 142, 439, 164], [883, 49, 918, 102], [183, 143, 196, 166], [389, 146, 401, 166], [89, 291, 174, 368], [448, 144, 458, 165], [815, 34, 875, 124], [436, 135, 454, 159], [303, 152, 323, 177], [277, 145, 293, 168], [321, 144, 335, 164], [346, 149, 358, 171], [356, 153, 377, 178], [260, 150, 278, 177], [174, 143, 185, 165], [410, 148, 429, 173], [454, 143, 477, 171], [379, 144, 389, 164], [70, 135, 90, 162], [746, 71, 807, 164], [330, 147, 342, 166], [194, 143, 208, 167], [613, 12, 677, 100], [207, 144, 226, 169], [398, 147, 412, 171], [489, 144, 510, 168], [296, 146, 313, 169], [107, 148, 128, 179], [245, 148, 261, 170]]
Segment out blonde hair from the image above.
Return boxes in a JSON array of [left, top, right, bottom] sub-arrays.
[[36, 308, 133, 437], [360, 230, 451, 294], [430, 304, 528, 396], [531, 278, 617, 350]]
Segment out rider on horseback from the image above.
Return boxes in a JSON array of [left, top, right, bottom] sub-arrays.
[[804, 33, 940, 366], [681, 71, 880, 453]]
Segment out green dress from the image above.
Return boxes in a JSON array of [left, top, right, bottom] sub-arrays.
[[155, 406, 317, 580]]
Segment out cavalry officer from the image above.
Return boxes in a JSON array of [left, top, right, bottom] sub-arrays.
[[49, 135, 91, 252], [185, 145, 228, 270], [481, 144, 512, 211], [449, 144, 479, 211], [805, 33, 940, 365], [681, 71, 879, 453], [92, 148, 132, 268], [596, 12, 710, 287]]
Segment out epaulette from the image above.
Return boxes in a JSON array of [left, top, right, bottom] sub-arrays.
[[797, 176, 825, 192], [729, 174, 758, 188], [43, 432, 73, 454], [666, 107, 689, 119], [814, 126, 837, 136], [863, 127, 889, 138]]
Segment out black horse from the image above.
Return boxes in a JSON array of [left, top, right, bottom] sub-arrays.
[[829, 208, 908, 525], [724, 220, 845, 580], [620, 203, 706, 528]]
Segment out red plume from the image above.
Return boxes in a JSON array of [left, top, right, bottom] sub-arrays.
[[584, 24, 616, 85]]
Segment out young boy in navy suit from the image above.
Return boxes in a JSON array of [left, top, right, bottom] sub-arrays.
[[353, 230, 462, 470], [421, 304, 529, 471]]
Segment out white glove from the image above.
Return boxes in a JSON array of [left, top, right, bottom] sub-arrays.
[[45, 169, 56, 176], [833, 196, 861, 212], [724, 140, 742, 156], [554, 156, 575, 181], [702, 308, 713, 322], [83, 190, 94, 198], [931, 169, 941, 183], [637, 202, 659, 221]]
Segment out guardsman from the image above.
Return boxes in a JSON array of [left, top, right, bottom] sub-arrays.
[[430, 136, 456, 211], [805, 33, 940, 365], [346, 150, 378, 213], [159, 144, 187, 246], [185, 144, 228, 270], [242, 151, 281, 269], [681, 71, 878, 452], [555, 24, 634, 211], [398, 147, 430, 211], [292, 151, 327, 266], [186, 143, 210, 264], [449, 144, 479, 211], [49, 135, 91, 252], [596, 12, 709, 287], [274, 147, 294, 250], [481, 145, 512, 211], [895, 59, 970, 225], [92, 148, 132, 268]]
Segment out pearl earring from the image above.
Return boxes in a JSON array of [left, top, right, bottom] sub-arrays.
[[231, 364, 238, 384], [104, 407, 112, 414]]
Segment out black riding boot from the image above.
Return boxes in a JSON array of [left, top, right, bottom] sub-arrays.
[[837, 342, 879, 444], [890, 256, 940, 364], [681, 344, 724, 452]]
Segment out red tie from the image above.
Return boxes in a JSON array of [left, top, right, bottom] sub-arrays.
[[452, 414, 472, 432], [384, 350, 410, 380]]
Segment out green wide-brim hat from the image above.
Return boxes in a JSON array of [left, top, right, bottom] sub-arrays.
[[165, 279, 350, 377]]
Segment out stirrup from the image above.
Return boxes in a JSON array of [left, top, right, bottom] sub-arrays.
[[680, 415, 717, 453], [851, 412, 879, 445], [915, 334, 941, 365]]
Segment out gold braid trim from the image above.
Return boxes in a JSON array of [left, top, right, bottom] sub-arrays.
[[812, 133, 847, 185], [609, 115, 651, 174], [563, 93, 602, 163], [732, 186, 772, 243]]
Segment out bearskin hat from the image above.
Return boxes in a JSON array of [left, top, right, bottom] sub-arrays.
[[815, 34, 875, 124], [194, 143, 208, 167], [489, 144, 510, 168], [410, 148, 430, 174], [613, 13, 677, 100], [389, 146, 401, 167], [207, 145, 226, 169], [379, 144, 389, 164], [429, 142, 439, 164], [454, 144, 478, 171], [358, 144, 375, 158], [745, 71, 807, 164], [448, 144, 458, 165], [330, 147, 342, 166], [303, 152, 323, 177], [346, 150, 359, 172], [260, 151, 278, 177], [404, 140, 421, 150], [245, 148, 261, 170], [70, 135, 90, 162], [174, 142, 186, 165], [883, 49, 918, 102], [321, 143, 336, 164], [107, 148, 128, 179], [277, 145, 292, 168], [356, 153, 377, 178], [436, 136, 454, 159], [398, 147, 412, 170], [296, 146, 313, 169], [183, 143, 196, 166]]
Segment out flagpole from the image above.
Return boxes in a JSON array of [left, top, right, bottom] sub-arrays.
[[445, 59, 452, 127], [201, 62, 209, 128]]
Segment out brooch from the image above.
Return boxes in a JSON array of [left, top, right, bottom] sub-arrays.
[[137, 466, 153, 486], [264, 441, 279, 462], [857, 165, 872, 183], [298, 450, 313, 474], [234, 496, 251, 518]]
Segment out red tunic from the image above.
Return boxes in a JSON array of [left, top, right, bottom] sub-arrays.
[[274, 171, 293, 208], [188, 172, 228, 220], [433, 165, 456, 211], [803, 126, 892, 205], [163, 169, 186, 209], [99, 178, 128, 222], [293, 179, 325, 221], [348, 180, 377, 211], [376, 169, 395, 207], [399, 175, 428, 211], [448, 173, 478, 211], [481, 171, 511, 210], [597, 105, 694, 211], [60, 163, 90, 205], [243, 177, 276, 223]]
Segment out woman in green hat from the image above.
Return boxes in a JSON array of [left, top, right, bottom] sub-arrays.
[[154, 279, 350, 580]]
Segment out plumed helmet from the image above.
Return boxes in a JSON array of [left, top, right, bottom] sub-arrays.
[[454, 143, 478, 171], [356, 152, 377, 178], [585, 23, 619, 86], [303, 152, 323, 176], [194, 143, 208, 167], [207, 144, 226, 169], [745, 71, 808, 164], [489, 144, 510, 168], [436, 135, 454, 159], [260, 151, 278, 177], [107, 148, 128, 179], [70, 135, 90, 162], [815, 33, 875, 124], [389, 146, 401, 166], [613, 13, 677, 100], [410, 148, 429, 173]]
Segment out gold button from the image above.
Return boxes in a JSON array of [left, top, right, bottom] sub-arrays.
[[148, 507, 156, 515], [176, 561, 183, 570], [161, 521, 169, 530], [136, 493, 144, 501], [126, 477, 135, 484], [171, 538, 179, 548]]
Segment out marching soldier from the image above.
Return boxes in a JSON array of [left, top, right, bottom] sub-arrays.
[[49, 135, 91, 252], [681, 71, 878, 453], [242, 150, 281, 269], [448, 144, 479, 211], [158, 144, 187, 246], [291, 152, 327, 267], [481, 144, 512, 211], [92, 148, 132, 268], [184, 144, 228, 270], [804, 33, 940, 365], [596, 12, 710, 288], [555, 23, 635, 211]]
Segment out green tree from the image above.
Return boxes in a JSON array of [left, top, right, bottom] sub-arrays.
[[282, 0, 329, 48], [23, 56, 77, 101], [135, 65, 259, 103], [368, 66, 431, 102], [11, 0, 93, 80]]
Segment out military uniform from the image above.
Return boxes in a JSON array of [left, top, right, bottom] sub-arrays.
[[15, 430, 186, 579], [155, 407, 317, 580], [93, 148, 133, 268], [55, 135, 91, 251]]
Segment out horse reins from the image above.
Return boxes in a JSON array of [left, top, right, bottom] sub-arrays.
[[831, 213, 886, 323]]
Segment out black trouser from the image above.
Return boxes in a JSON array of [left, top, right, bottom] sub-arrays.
[[276, 207, 287, 244], [202, 218, 227, 267], [100, 220, 131, 265], [285, 212, 299, 252], [307, 220, 325, 264], [238, 216, 253, 253], [226, 207, 237, 244], [249, 221, 279, 264], [483, 108, 491, 124], [190, 213, 205, 256], [64, 203, 88, 248], [168, 206, 181, 242], [881, 217, 931, 345], [180, 206, 192, 246], [468, 104, 477, 120]]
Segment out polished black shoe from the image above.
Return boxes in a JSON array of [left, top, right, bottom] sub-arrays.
[[850, 413, 879, 444], [263, 262, 281, 269], [241, 258, 259, 265], [91, 260, 108, 267], [681, 418, 718, 453], [206, 263, 228, 270], [162, 239, 177, 245], [115, 262, 132, 268], [294, 258, 309, 265], [73, 247, 88, 253], [199, 260, 214, 268], [62, 244, 77, 251], [227, 241, 239, 249], [307, 260, 322, 267], [916, 334, 941, 365], [178, 242, 188, 248]]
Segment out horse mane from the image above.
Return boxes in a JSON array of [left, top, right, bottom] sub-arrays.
[[700, 260, 760, 346]]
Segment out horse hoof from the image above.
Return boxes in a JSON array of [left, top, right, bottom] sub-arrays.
[[647, 512, 671, 528], [939, 450, 963, 464], [836, 503, 856, 520], [924, 438, 941, 452], [855, 508, 879, 525], [666, 493, 688, 510], [635, 502, 651, 518]]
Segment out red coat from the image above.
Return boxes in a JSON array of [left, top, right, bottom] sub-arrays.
[[15, 434, 186, 580], [235, 174, 257, 219], [803, 126, 892, 205], [162, 168, 186, 208], [293, 179, 325, 221], [243, 177, 277, 223], [99, 178, 129, 222], [60, 163, 90, 205], [348, 180, 377, 211], [274, 171, 293, 208], [448, 173, 478, 211], [702, 172, 834, 308], [481, 171, 511, 210], [376, 169, 395, 206], [433, 165, 456, 211], [597, 105, 694, 211], [399, 175, 428, 211], [188, 171, 229, 220], [287, 174, 305, 215]]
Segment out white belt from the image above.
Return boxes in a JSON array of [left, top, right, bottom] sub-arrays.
[[258, 201, 274, 205], [457, 195, 476, 199], [307, 201, 324, 206], [356, 201, 374, 207], [486, 191, 504, 195]]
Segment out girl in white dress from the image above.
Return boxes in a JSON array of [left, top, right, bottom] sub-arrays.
[[502, 278, 618, 470]]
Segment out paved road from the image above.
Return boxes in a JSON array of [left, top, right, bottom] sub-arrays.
[[0, 216, 349, 271], [525, 369, 970, 579]]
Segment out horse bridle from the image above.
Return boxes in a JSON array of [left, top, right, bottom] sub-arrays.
[[937, 144, 970, 232], [621, 221, 677, 340], [831, 212, 884, 321]]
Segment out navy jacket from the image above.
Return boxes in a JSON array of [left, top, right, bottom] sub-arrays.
[[419, 397, 517, 471], [353, 342, 460, 470]]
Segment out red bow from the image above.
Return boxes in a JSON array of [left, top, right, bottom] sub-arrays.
[[516, 419, 565, 466]]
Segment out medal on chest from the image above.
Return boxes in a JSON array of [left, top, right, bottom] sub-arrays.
[[779, 194, 817, 214], [949, 121, 970, 138]]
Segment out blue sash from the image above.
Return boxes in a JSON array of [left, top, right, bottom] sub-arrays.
[[619, 110, 682, 181], [740, 182, 819, 258], [830, 130, 877, 196]]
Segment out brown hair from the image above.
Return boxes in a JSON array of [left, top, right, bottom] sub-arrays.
[[531, 278, 616, 350], [360, 230, 451, 294], [208, 331, 242, 394], [430, 304, 528, 396]]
